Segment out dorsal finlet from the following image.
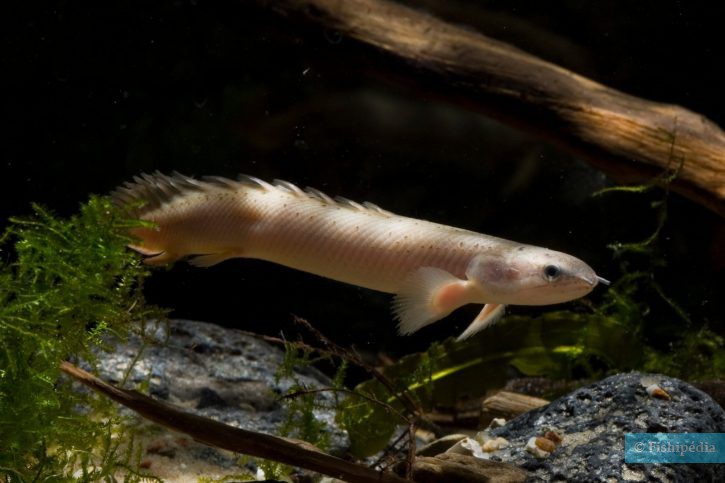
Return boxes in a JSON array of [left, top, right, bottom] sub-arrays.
[[111, 172, 237, 216], [273, 179, 305, 195], [201, 175, 242, 190], [363, 201, 393, 217], [112, 172, 398, 219], [237, 174, 274, 190], [334, 196, 366, 211], [305, 187, 334, 204]]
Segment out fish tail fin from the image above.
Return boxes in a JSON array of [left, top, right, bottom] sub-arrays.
[[112, 172, 253, 266]]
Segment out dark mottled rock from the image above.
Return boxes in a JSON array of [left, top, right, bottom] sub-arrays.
[[96, 319, 347, 473], [488, 372, 725, 482]]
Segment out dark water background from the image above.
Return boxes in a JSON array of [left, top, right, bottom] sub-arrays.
[[4, 1, 724, 357]]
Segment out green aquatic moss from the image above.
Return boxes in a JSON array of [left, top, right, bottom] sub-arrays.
[[0, 197, 165, 482], [593, 169, 723, 380], [275, 341, 339, 451], [248, 343, 346, 479]]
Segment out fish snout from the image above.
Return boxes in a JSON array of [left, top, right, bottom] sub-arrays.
[[577, 272, 610, 287]]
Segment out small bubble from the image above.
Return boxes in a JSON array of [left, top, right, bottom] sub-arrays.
[[324, 29, 343, 44]]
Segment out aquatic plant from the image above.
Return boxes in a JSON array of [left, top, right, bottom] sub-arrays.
[[0, 197, 165, 481], [592, 153, 723, 380]]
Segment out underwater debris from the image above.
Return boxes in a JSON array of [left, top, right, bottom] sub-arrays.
[[482, 437, 510, 453], [535, 436, 557, 453], [489, 417, 507, 428], [544, 430, 564, 445], [445, 437, 487, 458], [646, 384, 672, 400], [416, 434, 468, 457], [474, 428, 511, 454], [640, 376, 673, 400], [525, 437, 552, 458]]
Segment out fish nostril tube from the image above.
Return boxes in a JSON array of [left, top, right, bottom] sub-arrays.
[[597, 276, 611, 286]]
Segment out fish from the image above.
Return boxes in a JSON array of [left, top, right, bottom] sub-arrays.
[[111, 172, 609, 340]]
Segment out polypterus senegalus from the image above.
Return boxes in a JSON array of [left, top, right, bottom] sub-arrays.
[[111, 172, 609, 340]]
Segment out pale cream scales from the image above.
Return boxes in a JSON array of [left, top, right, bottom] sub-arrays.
[[112, 172, 608, 340]]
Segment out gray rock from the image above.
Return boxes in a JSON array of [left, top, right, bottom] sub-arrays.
[[487, 372, 725, 482], [96, 319, 348, 472]]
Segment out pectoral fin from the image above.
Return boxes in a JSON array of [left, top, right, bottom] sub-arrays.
[[456, 303, 506, 341], [393, 267, 471, 335], [128, 243, 164, 256], [128, 244, 180, 265], [143, 251, 180, 265], [188, 252, 240, 268]]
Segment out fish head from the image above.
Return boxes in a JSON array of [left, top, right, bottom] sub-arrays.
[[465, 246, 603, 305]]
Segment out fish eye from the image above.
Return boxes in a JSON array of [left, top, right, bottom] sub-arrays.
[[544, 264, 561, 281]]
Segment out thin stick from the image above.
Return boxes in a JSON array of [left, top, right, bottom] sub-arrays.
[[281, 386, 412, 425], [59, 361, 409, 483], [292, 316, 426, 422]]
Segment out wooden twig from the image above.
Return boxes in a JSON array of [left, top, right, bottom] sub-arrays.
[[409, 453, 527, 483], [481, 390, 549, 426], [240, 321, 422, 418], [256, 0, 725, 216], [289, 317, 426, 473], [281, 386, 412, 425], [292, 316, 422, 414], [59, 361, 409, 483], [290, 316, 443, 438]]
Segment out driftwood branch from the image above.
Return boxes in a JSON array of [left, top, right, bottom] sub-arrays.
[[480, 390, 549, 427], [59, 361, 408, 483], [409, 453, 527, 483], [258, 0, 725, 217]]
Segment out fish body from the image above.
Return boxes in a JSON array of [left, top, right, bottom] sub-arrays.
[[112, 172, 606, 339]]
